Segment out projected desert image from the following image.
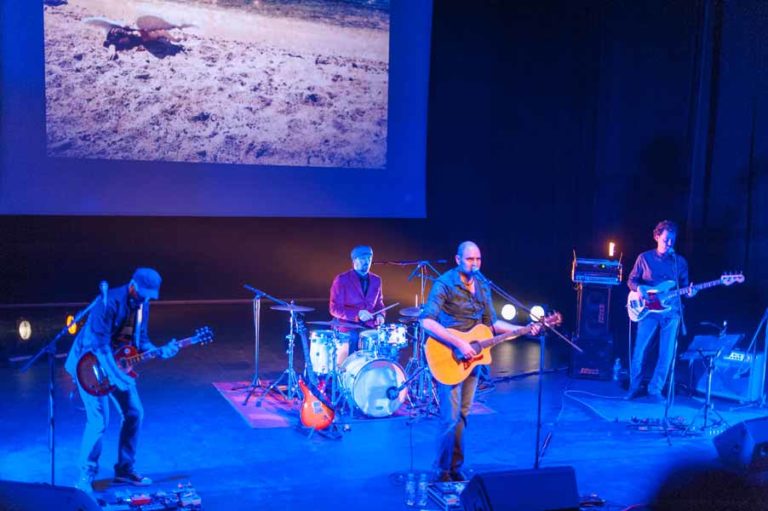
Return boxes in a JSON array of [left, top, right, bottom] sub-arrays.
[[43, 0, 389, 168]]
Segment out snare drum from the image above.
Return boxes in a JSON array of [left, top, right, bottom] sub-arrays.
[[339, 351, 406, 417], [309, 330, 350, 374]]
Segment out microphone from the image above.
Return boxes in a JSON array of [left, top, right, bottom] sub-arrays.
[[721, 320, 728, 336], [386, 386, 400, 400], [99, 281, 108, 306], [667, 246, 675, 255], [473, 270, 488, 283]]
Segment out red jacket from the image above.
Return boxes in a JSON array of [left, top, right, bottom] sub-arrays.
[[329, 269, 385, 328]]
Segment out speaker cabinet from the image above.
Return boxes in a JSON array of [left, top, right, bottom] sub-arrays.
[[460, 466, 579, 511], [0, 480, 100, 511], [714, 418, 768, 473], [570, 335, 614, 380], [692, 353, 765, 403], [576, 284, 611, 338]]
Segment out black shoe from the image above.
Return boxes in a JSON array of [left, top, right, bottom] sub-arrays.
[[450, 470, 468, 482], [114, 471, 152, 486], [624, 387, 644, 400]]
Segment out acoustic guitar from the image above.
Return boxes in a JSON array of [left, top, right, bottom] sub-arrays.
[[425, 313, 563, 385]]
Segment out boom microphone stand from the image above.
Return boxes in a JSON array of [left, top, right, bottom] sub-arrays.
[[20, 288, 103, 485], [475, 271, 581, 469]]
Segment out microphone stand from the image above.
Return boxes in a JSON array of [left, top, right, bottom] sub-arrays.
[[20, 294, 102, 485], [661, 252, 686, 442], [477, 273, 581, 469], [239, 285, 293, 405]]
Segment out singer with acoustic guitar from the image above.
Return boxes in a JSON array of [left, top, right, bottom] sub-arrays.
[[420, 241, 541, 483], [626, 220, 696, 402], [65, 268, 179, 494]]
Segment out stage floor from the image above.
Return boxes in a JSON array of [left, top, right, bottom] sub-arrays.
[[2, 303, 767, 510]]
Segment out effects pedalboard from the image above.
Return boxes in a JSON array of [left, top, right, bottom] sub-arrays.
[[100, 482, 202, 511]]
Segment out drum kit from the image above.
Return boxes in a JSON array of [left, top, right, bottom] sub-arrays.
[[258, 301, 438, 420]]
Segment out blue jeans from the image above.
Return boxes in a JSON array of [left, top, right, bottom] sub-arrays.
[[630, 314, 681, 395], [77, 383, 144, 476], [436, 367, 479, 472]]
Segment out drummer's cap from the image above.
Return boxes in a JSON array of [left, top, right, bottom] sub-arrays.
[[350, 245, 373, 260]]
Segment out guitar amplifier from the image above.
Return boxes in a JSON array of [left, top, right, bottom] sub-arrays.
[[691, 351, 765, 403], [571, 257, 622, 286]]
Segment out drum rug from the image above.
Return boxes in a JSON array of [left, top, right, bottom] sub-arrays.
[[213, 381, 495, 429]]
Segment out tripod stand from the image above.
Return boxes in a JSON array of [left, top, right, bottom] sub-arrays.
[[690, 351, 728, 433], [239, 286, 266, 405], [257, 304, 302, 405]]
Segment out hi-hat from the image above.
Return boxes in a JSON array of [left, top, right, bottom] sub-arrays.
[[307, 318, 364, 329], [399, 306, 422, 318], [270, 304, 315, 313]]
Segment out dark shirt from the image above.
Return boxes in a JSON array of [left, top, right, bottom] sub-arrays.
[[628, 249, 690, 313], [357, 272, 370, 297], [64, 284, 155, 377], [420, 267, 497, 332]]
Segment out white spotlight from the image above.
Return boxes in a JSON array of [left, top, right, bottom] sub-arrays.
[[530, 305, 545, 322], [501, 304, 517, 321], [17, 319, 32, 341]]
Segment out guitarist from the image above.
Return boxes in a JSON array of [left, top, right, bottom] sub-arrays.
[[626, 220, 696, 402], [64, 268, 179, 493], [420, 241, 540, 483]]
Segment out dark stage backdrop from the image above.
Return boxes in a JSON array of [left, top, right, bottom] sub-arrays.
[[1, 0, 766, 354]]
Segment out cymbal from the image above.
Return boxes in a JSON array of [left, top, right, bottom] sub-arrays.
[[398, 316, 419, 324], [306, 319, 364, 330], [270, 304, 315, 312], [399, 306, 422, 318]]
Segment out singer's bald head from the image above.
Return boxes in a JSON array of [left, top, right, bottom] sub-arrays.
[[456, 241, 482, 275]]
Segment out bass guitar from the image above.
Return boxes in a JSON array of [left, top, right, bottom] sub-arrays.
[[77, 326, 214, 397], [296, 317, 335, 431], [425, 313, 563, 385], [626, 273, 744, 322]]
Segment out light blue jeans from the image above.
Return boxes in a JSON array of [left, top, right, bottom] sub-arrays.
[[436, 367, 479, 472], [77, 383, 144, 476], [630, 314, 681, 395]]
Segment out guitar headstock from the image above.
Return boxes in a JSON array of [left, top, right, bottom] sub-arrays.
[[720, 273, 745, 286], [194, 326, 214, 345], [542, 312, 563, 327]]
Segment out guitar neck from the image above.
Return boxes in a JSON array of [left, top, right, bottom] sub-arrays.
[[477, 325, 535, 350], [668, 279, 723, 298], [133, 336, 196, 363]]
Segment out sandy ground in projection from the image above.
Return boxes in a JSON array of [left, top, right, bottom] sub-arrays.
[[44, 0, 389, 168]]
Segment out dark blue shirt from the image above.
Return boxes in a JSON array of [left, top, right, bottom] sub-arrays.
[[420, 267, 497, 332]]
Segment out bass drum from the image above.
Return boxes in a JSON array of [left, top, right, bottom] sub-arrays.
[[340, 351, 407, 417]]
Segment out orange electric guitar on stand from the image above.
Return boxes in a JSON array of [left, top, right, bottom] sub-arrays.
[[425, 313, 563, 385], [295, 317, 335, 431]]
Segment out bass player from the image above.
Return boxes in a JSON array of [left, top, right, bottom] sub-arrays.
[[626, 220, 696, 402], [65, 268, 179, 493]]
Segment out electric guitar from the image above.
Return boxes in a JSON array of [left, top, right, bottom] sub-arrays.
[[76, 326, 214, 397], [626, 273, 744, 322], [425, 313, 563, 385], [296, 317, 335, 431]]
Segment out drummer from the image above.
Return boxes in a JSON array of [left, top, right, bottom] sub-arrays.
[[329, 245, 386, 355]]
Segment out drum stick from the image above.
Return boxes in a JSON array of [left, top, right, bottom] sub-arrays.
[[371, 302, 399, 316]]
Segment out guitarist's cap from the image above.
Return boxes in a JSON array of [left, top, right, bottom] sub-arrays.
[[132, 267, 162, 300]]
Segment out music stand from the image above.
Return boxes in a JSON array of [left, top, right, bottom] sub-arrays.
[[682, 334, 743, 432]]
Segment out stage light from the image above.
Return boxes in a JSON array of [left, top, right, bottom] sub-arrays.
[[530, 305, 545, 321], [17, 319, 32, 341], [66, 315, 78, 335], [608, 241, 616, 258], [500, 304, 517, 321]]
